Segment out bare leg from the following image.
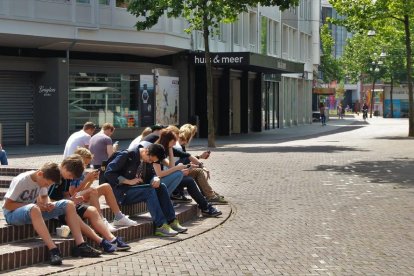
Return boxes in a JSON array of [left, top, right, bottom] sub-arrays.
[[83, 207, 115, 241], [64, 201, 86, 246], [97, 184, 121, 214], [78, 217, 103, 244], [86, 188, 102, 216], [30, 206, 56, 250]]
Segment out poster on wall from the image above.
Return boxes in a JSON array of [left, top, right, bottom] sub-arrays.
[[154, 69, 179, 125], [139, 75, 155, 127]]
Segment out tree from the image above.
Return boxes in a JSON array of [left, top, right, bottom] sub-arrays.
[[329, 0, 414, 136], [127, 0, 299, 147], [319, 24, 343, 83]]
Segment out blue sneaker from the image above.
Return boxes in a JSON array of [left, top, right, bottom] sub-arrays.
[[201, 205, 222, 217], [100, 239, 116, 253], [112, 237, 131, 251]]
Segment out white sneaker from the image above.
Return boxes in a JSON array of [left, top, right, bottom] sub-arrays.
[[113, 215, 138, 227], [102, 218, 117, 232]]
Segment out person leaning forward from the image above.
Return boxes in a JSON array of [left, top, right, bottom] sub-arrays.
[[103, 144, 187, 237]]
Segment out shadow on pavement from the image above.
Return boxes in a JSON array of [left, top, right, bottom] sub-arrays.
[[216, 124, 365, 147], [215, 145, 367, 154], [374, 136, 414, 141], [311, 157, 414, 188]]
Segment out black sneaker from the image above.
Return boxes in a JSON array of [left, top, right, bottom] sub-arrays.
[[170, 194, 192, 203], [72, 242, 102, 258], [111, 237, 131, 251], [201, 205, 222, 217], [49, 247, 62, 265]]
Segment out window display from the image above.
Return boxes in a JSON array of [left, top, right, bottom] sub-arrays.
[[69, 73, 140, 131]]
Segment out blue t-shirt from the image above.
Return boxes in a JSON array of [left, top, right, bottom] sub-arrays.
[[69, 174, 85, 188]]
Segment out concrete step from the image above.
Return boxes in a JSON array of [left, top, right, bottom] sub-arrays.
[[0, 200, 148, 246], [0, 188, 7, 200], [0, 167, 35, 177], [0, 203, 198, 272], [0, 175, 13, 189]]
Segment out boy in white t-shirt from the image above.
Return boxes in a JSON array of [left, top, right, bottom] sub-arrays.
[[2, 162, 101, 266]]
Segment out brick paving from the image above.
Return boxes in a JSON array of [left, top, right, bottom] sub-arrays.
[[4, 115, 414, 275]]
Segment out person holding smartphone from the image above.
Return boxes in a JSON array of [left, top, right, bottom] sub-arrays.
[[176, 124, 227, 205], [89, 123, 117, 169], [152, 131, 222, 217]]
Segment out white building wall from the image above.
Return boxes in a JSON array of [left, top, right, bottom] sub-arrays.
[[0, 0, 320, 131]]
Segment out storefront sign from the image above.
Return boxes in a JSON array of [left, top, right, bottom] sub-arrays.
[[194, 54, 246, 65], [194, 55, 244, 65], [191, 51, 304, 73], [38, 85, 56, 97]]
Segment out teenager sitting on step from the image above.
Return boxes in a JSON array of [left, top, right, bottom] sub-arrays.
[[49, 154, 131, 253], [103, 143, 187, 237], [72, 147, 138, 231], [177, 124, 227, 204], [2, 162, 101, 266], [151, 132, 222, 217]]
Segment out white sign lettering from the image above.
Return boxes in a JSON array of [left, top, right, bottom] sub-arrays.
[[38, 85, 56, 97], [194, 55, 244, 65]]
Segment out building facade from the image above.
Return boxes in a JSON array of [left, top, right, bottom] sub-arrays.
[[320, 0, 358, 110], [0, 0, 320, 145]]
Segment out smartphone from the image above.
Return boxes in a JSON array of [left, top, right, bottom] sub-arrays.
[[186, 164, 191, 168]]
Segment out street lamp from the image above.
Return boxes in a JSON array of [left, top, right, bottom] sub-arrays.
[[369, 59, 383, 118]]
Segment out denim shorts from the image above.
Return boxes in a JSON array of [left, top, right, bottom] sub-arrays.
[[3, 199, 69, 226]]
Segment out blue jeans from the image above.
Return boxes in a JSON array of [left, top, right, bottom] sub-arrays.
[[0, 149, 8, 165], [3, 200, 69, 225], [320, 114, 326, 125], [119, 183, 176, 227], [178, 176, 209, 210], [161, 170, 184, 196]]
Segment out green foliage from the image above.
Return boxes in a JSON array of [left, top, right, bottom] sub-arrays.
[[319, 24, 343, 83], [127, 0, 299, 33], [127, 0, 299, 145]]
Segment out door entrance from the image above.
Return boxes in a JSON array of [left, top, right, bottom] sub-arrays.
[[263, 81, 279, 130]]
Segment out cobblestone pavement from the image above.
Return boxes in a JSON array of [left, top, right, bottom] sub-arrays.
[[7, 116, 414, 275]]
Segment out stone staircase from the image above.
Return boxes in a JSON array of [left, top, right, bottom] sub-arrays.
[[0, 166, 198, 272]]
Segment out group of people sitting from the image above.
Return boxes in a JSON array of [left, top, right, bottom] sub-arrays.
[[2, 121, 227, 266]]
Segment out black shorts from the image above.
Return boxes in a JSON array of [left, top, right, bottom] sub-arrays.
[[58, 203, 90, 224]]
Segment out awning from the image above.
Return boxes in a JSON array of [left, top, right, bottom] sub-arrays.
[[190, 51, 304, 74]]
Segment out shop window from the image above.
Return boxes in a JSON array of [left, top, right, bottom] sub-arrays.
[[99, 0, 110, 4], [76, 0, 90, 3], [69, 73, 140, 131]]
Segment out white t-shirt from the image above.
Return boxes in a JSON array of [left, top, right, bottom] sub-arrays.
[[173, 141, 183, 163], [128, 135, 143, 151], [3, 171, 48, 208], [63, 130, 91, 158]]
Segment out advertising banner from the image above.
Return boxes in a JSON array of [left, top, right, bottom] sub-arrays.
[[139, 75, 155, 127], [154, 70, 179, 125]]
